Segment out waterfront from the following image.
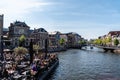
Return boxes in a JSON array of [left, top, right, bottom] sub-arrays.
[[50, 47, 120, 80]]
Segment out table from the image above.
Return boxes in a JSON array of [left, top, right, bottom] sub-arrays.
[[8, 70, 15, 74], [17, 65, 27, 68], [13, 74, 22, 79]]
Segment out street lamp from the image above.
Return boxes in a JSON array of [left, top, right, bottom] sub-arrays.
[[29, 39, 33, 64], [45, 39, 48, 59], [0, 36, 4, 61]]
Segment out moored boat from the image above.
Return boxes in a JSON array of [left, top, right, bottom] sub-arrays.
[[90, 46, 93, 49]]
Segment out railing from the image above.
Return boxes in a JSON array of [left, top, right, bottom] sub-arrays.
[[96, 45, 120, 50]]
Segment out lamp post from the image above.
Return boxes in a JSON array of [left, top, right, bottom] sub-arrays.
[[29, 39, 33, 64], [0, 36, 4, 61], [45, 39, 48, 59]]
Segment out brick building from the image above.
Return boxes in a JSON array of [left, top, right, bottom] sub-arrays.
[[9, 21, 30, 47], [30, 28, 48, 50]]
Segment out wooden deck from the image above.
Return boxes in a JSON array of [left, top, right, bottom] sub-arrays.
[[38, 60, 59, 80]]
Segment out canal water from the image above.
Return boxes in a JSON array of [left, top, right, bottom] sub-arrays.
[[49, 47, 120, 80]]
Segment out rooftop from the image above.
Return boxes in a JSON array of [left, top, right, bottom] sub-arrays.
[[108, 31, 120, 36], [49, 31, 61, 35], [33, 28, 47, 33], [10, 21, 29, 27]]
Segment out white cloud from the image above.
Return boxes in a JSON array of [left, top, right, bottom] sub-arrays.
[[0, 0, 52, 15], [0, 0, 54, 27]]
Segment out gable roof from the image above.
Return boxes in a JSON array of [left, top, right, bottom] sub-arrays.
[[32, 28, 47, 33], [108, 31, 120, 36], [10, 21, 30, 28]]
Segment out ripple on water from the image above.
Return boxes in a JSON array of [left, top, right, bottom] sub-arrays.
[[49, 48, 120, 80]]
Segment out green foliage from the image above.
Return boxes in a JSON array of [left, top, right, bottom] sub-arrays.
[[93, 39, 102, 45], [33, 44, 40, 53], [114, 38, 119, 46], [79, 40, 86, 45], [102, 37, 112, 45], [14, 47, 28, 55], [102, 38, 106, 45], [19, 35, 26, 42], [19, 35, 26, 46], [59, 38, 65, 45], [106, 37, 112, 43], [94, 37, 112, 45], [89, 39, 94, 44]]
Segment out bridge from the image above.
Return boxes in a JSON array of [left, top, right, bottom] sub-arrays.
[[96, 46, 120, 52]]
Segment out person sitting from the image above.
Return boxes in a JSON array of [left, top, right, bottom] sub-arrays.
[[30, 63, 37, 76], [0, 67, 2, 78], [2, 68, 9, 79]]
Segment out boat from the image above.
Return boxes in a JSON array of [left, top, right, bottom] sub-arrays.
[[90, 46, 93, 49], [38, 59, 59, 80]]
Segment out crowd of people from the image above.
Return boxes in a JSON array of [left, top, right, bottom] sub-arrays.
[[0, 51, 58, 80], [30, 53, 58, 79]]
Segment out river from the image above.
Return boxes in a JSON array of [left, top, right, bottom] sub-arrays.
[[49, 47, 120, 80]]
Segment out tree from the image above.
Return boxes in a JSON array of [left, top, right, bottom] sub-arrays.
[[33, 44, 40, 54], [105, 37, 112, 45], [114, 38, 119, 46], [19, 35, 26, 47], [101, 38, 106, 45], [93, 39, 102, 45], [59, 38, 65, 45], [14, 47, 28, 56], [79, 40, 86, 45], [106, 37, 112, 43], [89, 39, 94, 44]]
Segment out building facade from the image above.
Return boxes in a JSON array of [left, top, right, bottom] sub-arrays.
[[98, 31, 120, 46], [60, 33, 68, 47], [108, 31, 120, 46], [67, 32, 82, 48], [30, 28, 48, 50], [48, 31, 61, 48], [9, 21, 30, 47]]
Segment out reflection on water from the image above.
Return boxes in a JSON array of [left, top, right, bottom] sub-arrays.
[[49, 47, 120, 80]]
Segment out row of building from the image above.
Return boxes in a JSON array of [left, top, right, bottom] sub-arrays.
[[0, 15, 85, 52], [98, 31, 120, 46]]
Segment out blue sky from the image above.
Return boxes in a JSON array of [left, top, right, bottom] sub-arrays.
[[0, 0, 120, 39]]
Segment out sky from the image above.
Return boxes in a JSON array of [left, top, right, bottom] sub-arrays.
[[0, 0, 120, 40]]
